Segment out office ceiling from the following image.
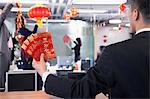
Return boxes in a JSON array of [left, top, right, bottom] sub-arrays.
[[0, 0, 129, 24]]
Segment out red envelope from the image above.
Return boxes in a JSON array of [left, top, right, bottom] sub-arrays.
[[21, 32, 56, 61]]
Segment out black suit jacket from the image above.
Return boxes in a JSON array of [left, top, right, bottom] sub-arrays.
[[45, 31, 149, 98]]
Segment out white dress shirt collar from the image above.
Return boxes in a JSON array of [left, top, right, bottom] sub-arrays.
[[135, 28, 150, 35]]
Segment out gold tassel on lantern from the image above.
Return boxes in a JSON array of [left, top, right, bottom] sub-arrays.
[[37, 18, 43, 28]]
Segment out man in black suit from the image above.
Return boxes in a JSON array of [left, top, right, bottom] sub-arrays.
[[33, 0, 150, 98]]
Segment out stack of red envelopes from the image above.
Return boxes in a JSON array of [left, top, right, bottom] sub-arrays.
[[21, 32, 56, 61]]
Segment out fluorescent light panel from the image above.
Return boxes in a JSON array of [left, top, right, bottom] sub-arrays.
[[44, 19, 69, 23], [78, 9, 107, 14], [11, 7, 29, 12], [109, 19, 122, 24], [51, 0, 56, 3], [72, 0, 127, 4], [113, 27, 119, 30], [125, 23, 130, 27], [67, 9, 107, 14], [0, 0, 49, 4]]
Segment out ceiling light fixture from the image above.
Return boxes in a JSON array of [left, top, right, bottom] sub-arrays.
[[11, 7, 29, 12], [109, 19, 122, 24], [125, 23, 130, 27], [78, 9, 107, 14], [67, 9, 107, 14], [43, 19, 69, 23], [72, 0, 127, 5], [0, 0, 49, 4]]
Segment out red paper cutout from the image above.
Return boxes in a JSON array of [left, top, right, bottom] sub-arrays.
[[63, 34, 71, 43]]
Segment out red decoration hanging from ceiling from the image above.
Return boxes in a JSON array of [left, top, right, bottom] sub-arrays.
[[119, 4, 126, 12], [118, 4, 126, 32], [70, 7, 78, 17], [64, 14, 71, 20], [103, 35, 107, 43], [103, 39, 107, 43], [103, 35, 107, 38], [16, 2, 23, 32], [28, 5, 51, 28], [16, 2, 21, 8]]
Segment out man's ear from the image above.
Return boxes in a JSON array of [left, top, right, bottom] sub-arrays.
[[0, 9, 2, 14], [132, 9, 139, 21]]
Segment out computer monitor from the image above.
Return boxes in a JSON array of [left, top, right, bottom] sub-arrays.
[[57, 56, 73, 66], [81, 59, 91, 71]]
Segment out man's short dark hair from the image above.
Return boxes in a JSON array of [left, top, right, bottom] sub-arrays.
[[128, 0, 150, 23]]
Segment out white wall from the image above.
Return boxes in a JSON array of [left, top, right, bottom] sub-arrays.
[[94, 24, 130, 59]]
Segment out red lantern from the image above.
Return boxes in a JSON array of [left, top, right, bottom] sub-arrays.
[[103, 35, 107, 43], [103, 35, 107, 38], [119, 4, 126, 12], [64, 14, 71, 20], [103, 39, 107, 43], [70, 7, 78, 17], [118, 24, 122, 31], [28, 5, 51, 28]]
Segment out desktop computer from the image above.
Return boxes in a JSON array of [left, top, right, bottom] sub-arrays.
[[57, 56, 73, 67]]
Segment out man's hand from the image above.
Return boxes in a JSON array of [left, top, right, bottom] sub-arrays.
[[32, 54, 47, 77]]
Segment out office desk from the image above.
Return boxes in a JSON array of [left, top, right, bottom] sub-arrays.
[[0, 91, 61, 99], [0, 91, 108, 99], [6, 70, 38, 92]]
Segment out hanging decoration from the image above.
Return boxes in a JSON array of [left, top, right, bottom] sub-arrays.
[[103, 39, 107, 43], [64, 14, 71, 20], [64, 2, 78, 20], [103, 35, 107, 38], [118, 3, 126, 31], [28, 5, 51, 28], [70, 7, 78, 17], [15, 1, 27, 44], [103, 35, 107, 43], [119, 3, 126, 13], [118, 24, 122, 31], [16, 1, 22, 32]]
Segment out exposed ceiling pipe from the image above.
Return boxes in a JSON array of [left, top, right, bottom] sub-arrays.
[[56, 0, 65, 14], [62, 0, 73, 18]]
